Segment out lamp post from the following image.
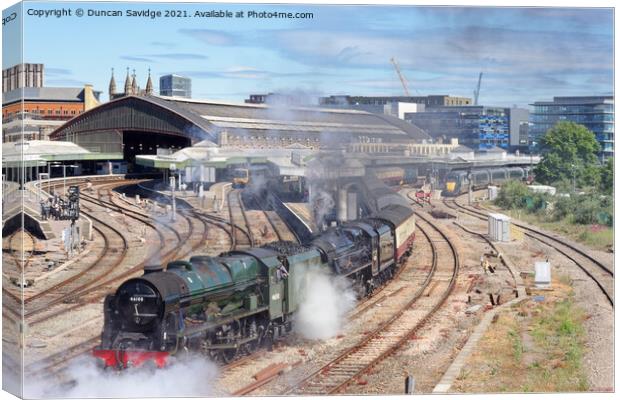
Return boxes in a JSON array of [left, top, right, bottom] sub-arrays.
[[571, 163, 576, 194], [467, 168, 473, 205], [14, 141, 29, 190], [170, 163, 177, 222], [430, 161, 435, 191], [50, 163, 78, 197], [36, 161, 46, 203]]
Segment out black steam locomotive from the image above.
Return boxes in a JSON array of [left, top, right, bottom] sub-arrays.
[[93, 204, 416, 369]]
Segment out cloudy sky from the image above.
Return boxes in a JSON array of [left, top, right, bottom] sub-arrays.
[[5, 2, 614, 107]]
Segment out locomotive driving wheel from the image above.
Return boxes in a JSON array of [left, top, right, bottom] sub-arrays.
[[220, 330, 238, 363], [242, 320, 264, 354], [353, 276, 366, 299]]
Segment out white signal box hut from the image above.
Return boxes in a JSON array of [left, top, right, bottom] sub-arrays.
[[488, 213, 511, 242], [488, 186, 499, 201], [534, 261, 552, 288]]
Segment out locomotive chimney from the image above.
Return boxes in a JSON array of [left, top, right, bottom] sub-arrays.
[[143, 264, 164, 275]]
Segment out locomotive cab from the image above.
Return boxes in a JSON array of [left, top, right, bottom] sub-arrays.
[[443, 171, 468, 196]]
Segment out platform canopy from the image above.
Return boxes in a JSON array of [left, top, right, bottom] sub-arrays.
[[136, 145, 315, 176], [1, 140, 120, 168]]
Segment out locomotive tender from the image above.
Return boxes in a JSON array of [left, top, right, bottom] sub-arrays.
[[93, 204, 416, 369]]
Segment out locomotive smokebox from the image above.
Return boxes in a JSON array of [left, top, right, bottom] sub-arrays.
[[144, 264, 164, 275]]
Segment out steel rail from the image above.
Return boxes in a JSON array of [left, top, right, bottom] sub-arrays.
[[443, 195, 614, 306], [226, 189, 254, 249], [281, 211, 459, 395]]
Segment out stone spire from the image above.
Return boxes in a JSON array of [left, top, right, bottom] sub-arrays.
[[123, 67, 132, 95], [145, 67, 153, 95], [131, 69, 137, 95], [108, 68, 117, 98]]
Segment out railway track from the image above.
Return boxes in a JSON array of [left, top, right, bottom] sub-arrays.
[[133, 180, 249, 253], [244, 192, 300, 244], [25, 336, 100, 378], [443, 195, 614, 306], [189, 210, 237, 251], [227, 189, 254, 249], [280, 211, 460, 395], [60, 181, 212, 282], [21, 179, 211, 375], [24, 179, 189, 320], [68, 179, 212, 263], [23, 221, 127, 318], [406, 190, 522, 296], [22, 182, 135, 319]]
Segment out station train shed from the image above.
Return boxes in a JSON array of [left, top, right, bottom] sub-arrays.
[[49, 95, 431, 174]]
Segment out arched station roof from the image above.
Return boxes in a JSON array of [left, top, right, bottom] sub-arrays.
[[49, 95, 430, 152]]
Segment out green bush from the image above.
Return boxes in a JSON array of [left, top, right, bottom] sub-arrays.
[[496, 182, 613, 227], [572, 198, 603, 225], [550, 196, 576, 221], [526, 193, 547, 213], [494, 181, 530, 209]]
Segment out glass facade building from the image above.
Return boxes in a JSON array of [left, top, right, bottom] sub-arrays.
[[530, 96, 614, 158], [405, 106, 516, 150], [159, 74, 191, 98]]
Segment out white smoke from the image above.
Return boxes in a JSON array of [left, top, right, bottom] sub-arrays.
[[24, 354, 219, 398], [310, 189, 335, 231], [245, 169, 268, 197], [293, 268, 357, 340], [263, 88, 319, 108]]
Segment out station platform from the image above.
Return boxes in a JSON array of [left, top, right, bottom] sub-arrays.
[[2, 188, 91, 256], [282, 202, 317, 233], [133, 180, 318, 239], [133, 181, 229, 213], [2, 191, 57, 240]]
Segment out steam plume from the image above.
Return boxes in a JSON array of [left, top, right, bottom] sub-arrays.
[[293, 268, 356, 340], [24, 355, 219, 398]]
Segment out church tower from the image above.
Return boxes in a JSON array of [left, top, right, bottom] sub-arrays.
[[123, 67, 132, 95], [145, 68, 153, 96], [131, 69, 138, 95], [108, 68, 117, 99]]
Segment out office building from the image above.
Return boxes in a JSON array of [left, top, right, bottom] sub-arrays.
[[159, 74, 191, 98], [531, 96, 613, 158], [245, 93, 316, 106], [319, 95, 472, 107], [2, 63, 44, 93], [405, 106, 528, 151], [507, 108, 530, 150], [2, 85, 101, 142]]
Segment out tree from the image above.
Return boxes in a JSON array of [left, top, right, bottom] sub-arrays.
[[599, 157, 613, 194], [534, 121, 601, 189]]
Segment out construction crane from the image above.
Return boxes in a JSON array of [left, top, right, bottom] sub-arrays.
[[473, 72, 483, 105], [390, 57, 410, 96]]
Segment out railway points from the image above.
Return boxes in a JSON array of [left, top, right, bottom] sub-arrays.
[[443, 193, 613, 306]]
